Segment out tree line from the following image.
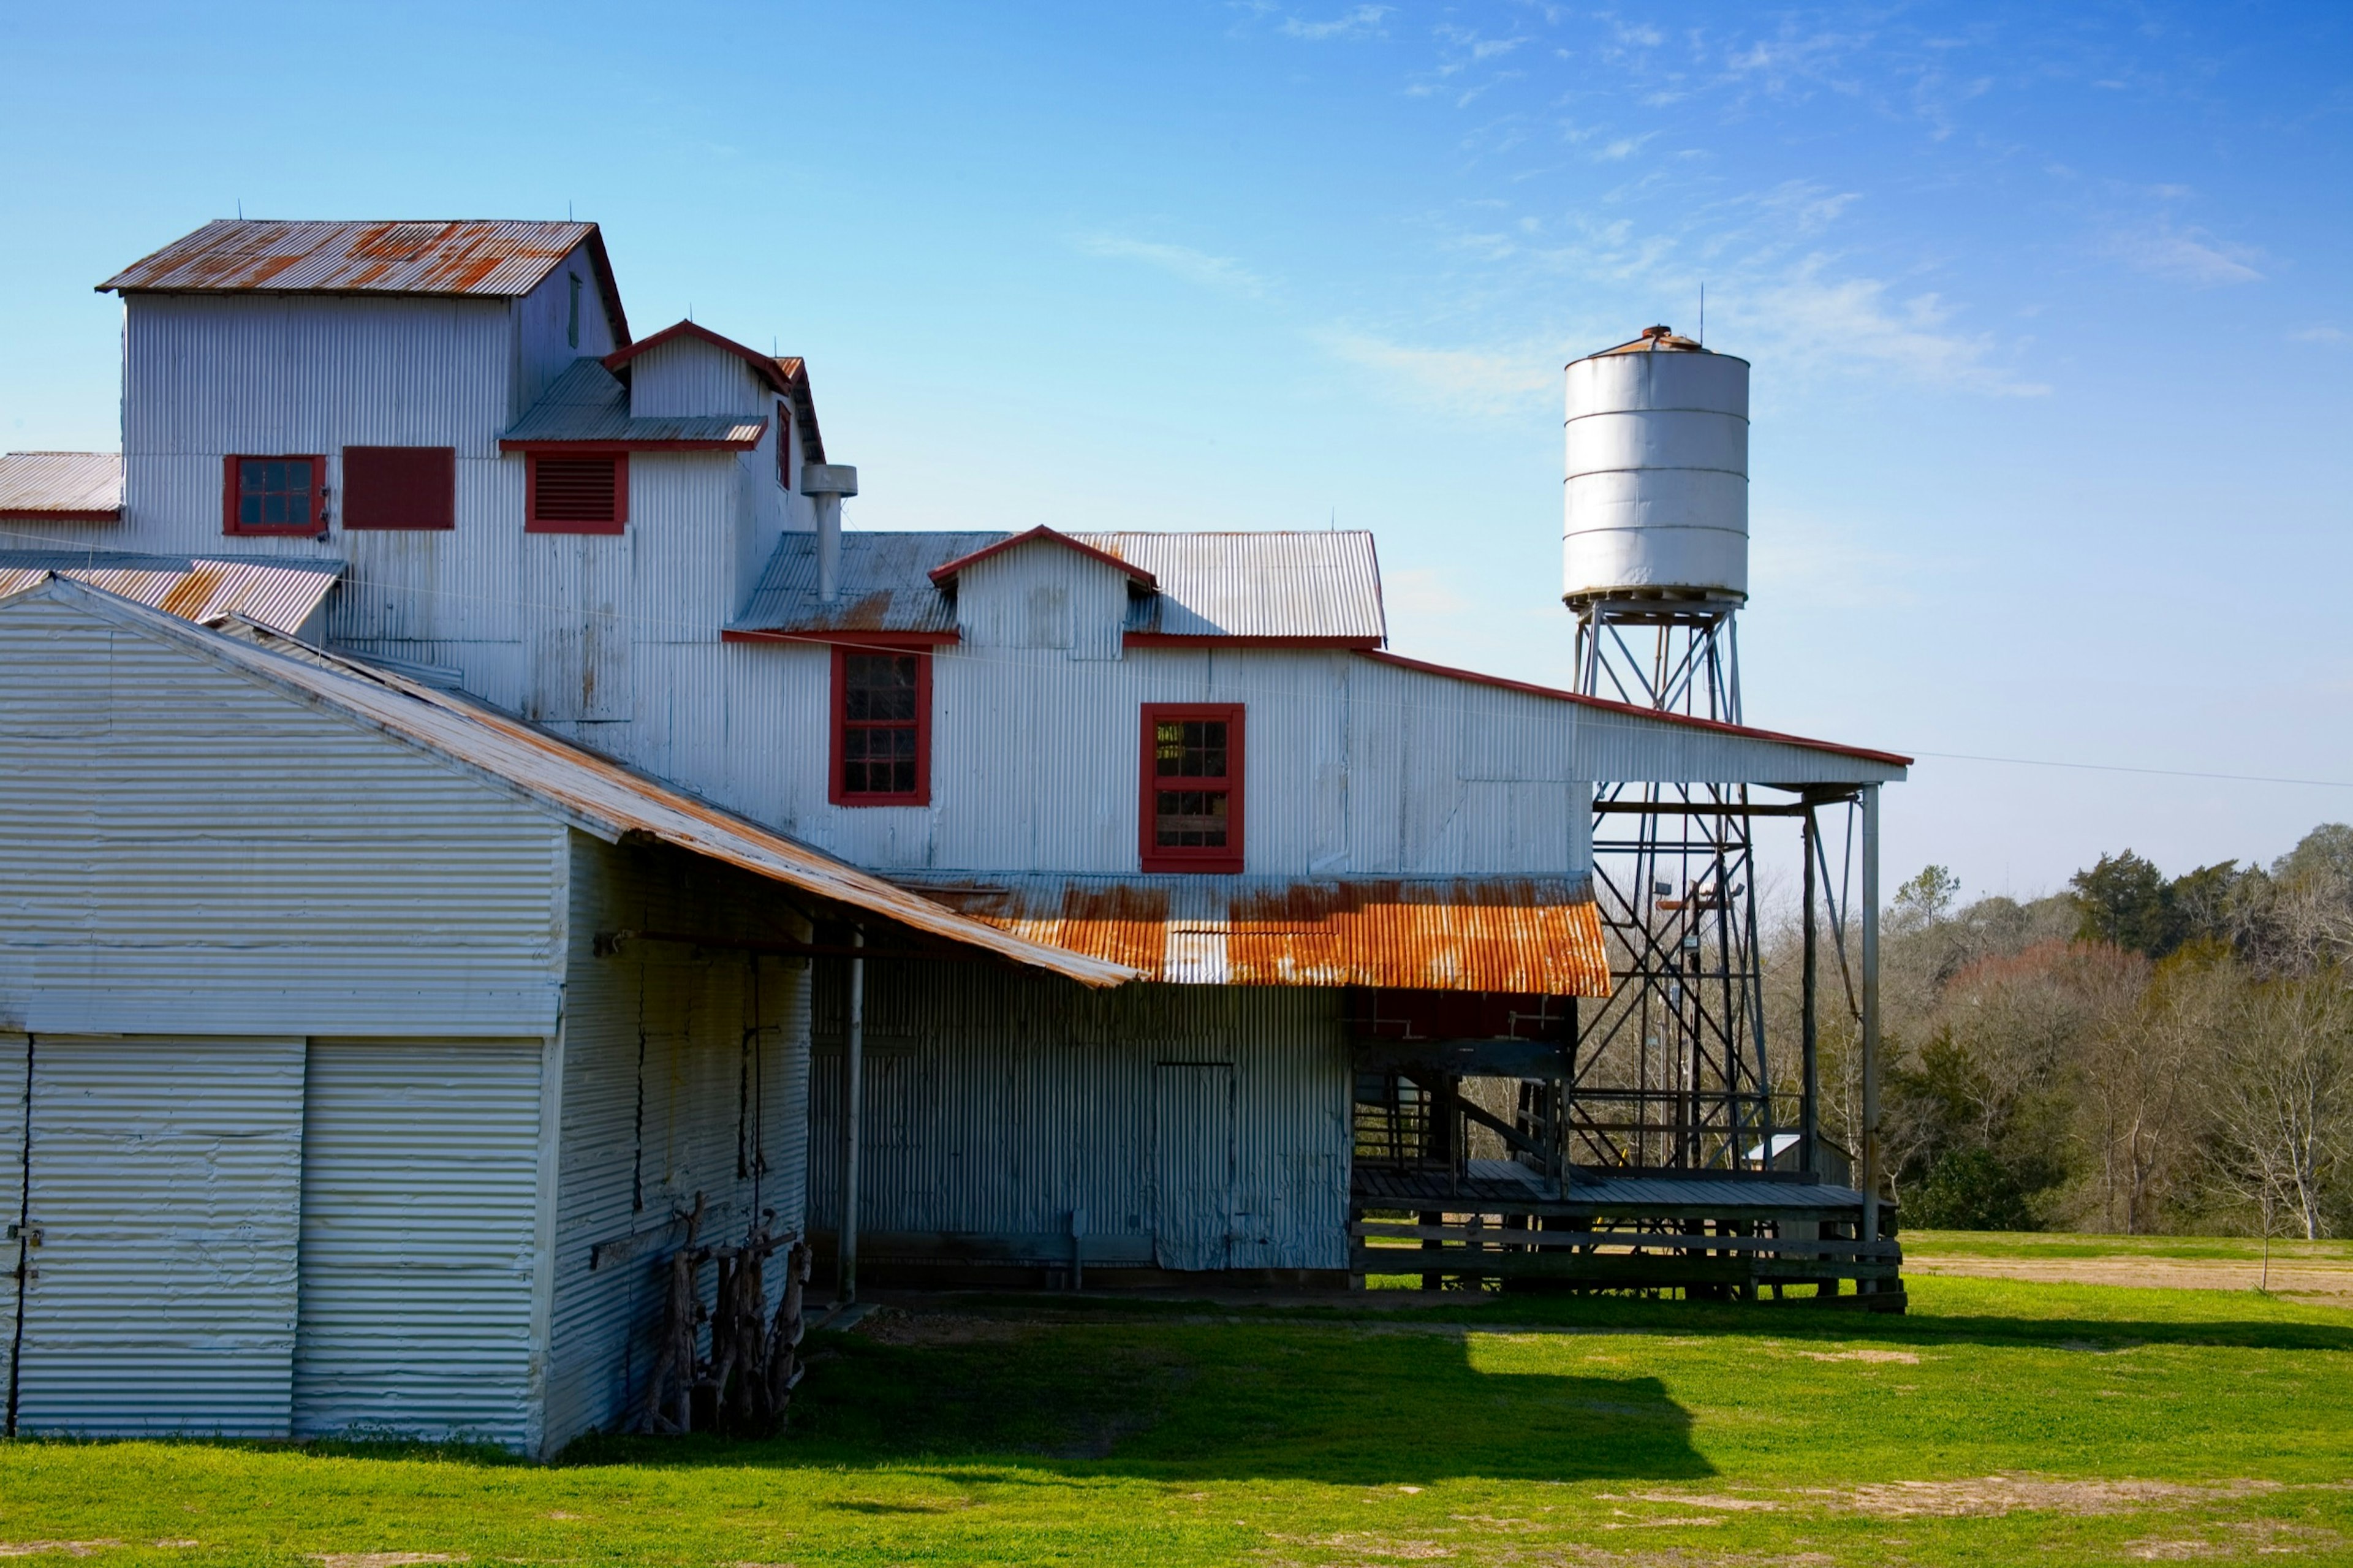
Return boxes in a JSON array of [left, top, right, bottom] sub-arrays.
[[1765, 823, 2353, 1238]]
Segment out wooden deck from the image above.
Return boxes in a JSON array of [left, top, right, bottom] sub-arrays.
[[1352, 1160, 1903, 1306]]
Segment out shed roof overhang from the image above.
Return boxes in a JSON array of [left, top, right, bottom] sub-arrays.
[[604, 321, 825, 462], [0, 576, 1139, 988]]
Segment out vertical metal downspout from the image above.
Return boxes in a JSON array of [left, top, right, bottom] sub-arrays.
[[1800, 812, 1819, 1178], [1859, 786, 1882, 1282], [839, 930, 865, 1305], [7, 1034, 31, 1438]]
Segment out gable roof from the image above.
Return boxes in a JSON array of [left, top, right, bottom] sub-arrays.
[[0, 452, 121, 521], [0, 575, 1137, 988], [501, 359, 768, 450], [730, 529, 1387, 644], [928, 526, 1159, 589], [99, 219, 631, 343], [602, 322, 825, 462]]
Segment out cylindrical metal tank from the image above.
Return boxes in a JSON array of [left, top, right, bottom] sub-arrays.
[[1563, 327, 1749, 605]]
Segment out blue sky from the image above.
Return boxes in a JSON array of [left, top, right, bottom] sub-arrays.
[[3, 1, 2347, 900]]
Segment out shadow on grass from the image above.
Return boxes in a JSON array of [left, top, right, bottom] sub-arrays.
[[563, 1322, 1713, 1485]]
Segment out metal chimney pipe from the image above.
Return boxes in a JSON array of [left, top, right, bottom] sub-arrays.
[[799, 464, 859, 604]]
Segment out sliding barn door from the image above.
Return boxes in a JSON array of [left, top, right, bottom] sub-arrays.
[[13, 1037, 305, 1436]]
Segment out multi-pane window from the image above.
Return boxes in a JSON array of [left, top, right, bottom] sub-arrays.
[[832, 647, 930, 805], [223, 455, 325, 536], [1140, 703, 1244, 871]]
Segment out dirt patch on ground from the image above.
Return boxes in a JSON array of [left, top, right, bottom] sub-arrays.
[[850, 1308, 1039, 1346], [1810, 1476, 2275, 1518], [0, 1546, 124, 1559], [1794, 1349, 1919, 1363], [1906, 1254, 2353, 1299], [312, 1556, 467, 1568]]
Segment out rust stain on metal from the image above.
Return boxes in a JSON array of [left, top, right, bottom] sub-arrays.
[[100, 219, 601, 302], [1047, 884, 1172, 974], [916, 876, 1609, 995]]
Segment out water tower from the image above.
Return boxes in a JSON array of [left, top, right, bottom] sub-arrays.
[[1563, 326, 1770, 1171]]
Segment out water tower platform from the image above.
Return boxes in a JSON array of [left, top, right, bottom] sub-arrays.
[[1350, 1161, 1904, 1308]]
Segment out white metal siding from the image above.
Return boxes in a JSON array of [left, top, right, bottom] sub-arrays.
[[119, 292, 513, 556], [809, 968, 1349, 1271], [0, 596, 569, 1037], [627, 338, 766, 419], [292, 1039, 543, 1444], [516, 247, 620, 415], [541, 835, 811, 1454], [13, 1036, 305, 1437], [0, 1034, 23, 1417]]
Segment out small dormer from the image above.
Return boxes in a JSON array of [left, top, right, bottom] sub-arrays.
[[602, 322, 825, 494], [927, 528, 1157, 659]]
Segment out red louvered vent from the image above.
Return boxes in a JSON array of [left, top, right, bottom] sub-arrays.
[[527, 454, 627, 534]]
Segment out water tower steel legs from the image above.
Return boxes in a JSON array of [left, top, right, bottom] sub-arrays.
[[1573, 600, 1773, 1173]]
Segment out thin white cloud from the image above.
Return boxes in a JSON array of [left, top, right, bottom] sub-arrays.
[[1316, 328, 1557, 417], [1074, 234, 1267, 296], [1743, 260, 2050, 396], [2291, 325, 2347, 344], [2105, 221, 2265, 286], [1279, 4, 1392, 40]]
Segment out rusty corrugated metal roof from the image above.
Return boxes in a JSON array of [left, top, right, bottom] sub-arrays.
[[501, 359, 768, 449], [731, 529, 1387, 644], [0, 551, 341, 634], [0, 576, 1137, 989], [99, 219, 632, 343], [0, 453, 123, 520], [897, 874, 1611, 995]]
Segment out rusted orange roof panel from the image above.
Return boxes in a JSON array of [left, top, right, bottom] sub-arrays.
[[903, 875, 1611, 996]]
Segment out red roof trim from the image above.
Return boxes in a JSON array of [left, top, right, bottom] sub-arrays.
[[1356, 650, 1912, 768], [722, 629, 961, 648], [604, 320, 797, 398], [1124, 633, 1381, 650], [499, 431, 762, 454], [0, 509, 119, 523], [928, 526, 1158, 589]]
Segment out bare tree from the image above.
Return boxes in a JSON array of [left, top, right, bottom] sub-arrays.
[[2205, 974, 2353, 1240], [2077, 953, 2231, 1233]]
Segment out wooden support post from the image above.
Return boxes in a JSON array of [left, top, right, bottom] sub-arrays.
[[1801, 808, 1820, 1180], [1859, 785, 1882, 1285], [839, 927, 865, 1305]]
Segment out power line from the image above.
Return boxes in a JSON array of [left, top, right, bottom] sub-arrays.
[[1903, 749, 2353, 791]]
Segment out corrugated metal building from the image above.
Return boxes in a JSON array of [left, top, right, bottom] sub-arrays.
[[1, 218, 1910, 1438], [0, 576, 1119, 1449]]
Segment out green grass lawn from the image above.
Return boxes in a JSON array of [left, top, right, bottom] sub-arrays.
[[1903, 1227, 2353, 1264], [4, 1273, 2351, 1566]]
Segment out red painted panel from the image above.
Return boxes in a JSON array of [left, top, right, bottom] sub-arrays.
[[341, 445, 455, 531]]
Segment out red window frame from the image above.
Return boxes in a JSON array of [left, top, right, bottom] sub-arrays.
[[222, 454, 327, 536], [829, 643, 933, 807], [342, 445, 456, 531], [526, 452, 629, 534], [1140, 703, 1244, 873]]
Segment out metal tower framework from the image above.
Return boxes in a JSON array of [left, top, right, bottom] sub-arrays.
[[1570, 597, 1774, 1172]]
